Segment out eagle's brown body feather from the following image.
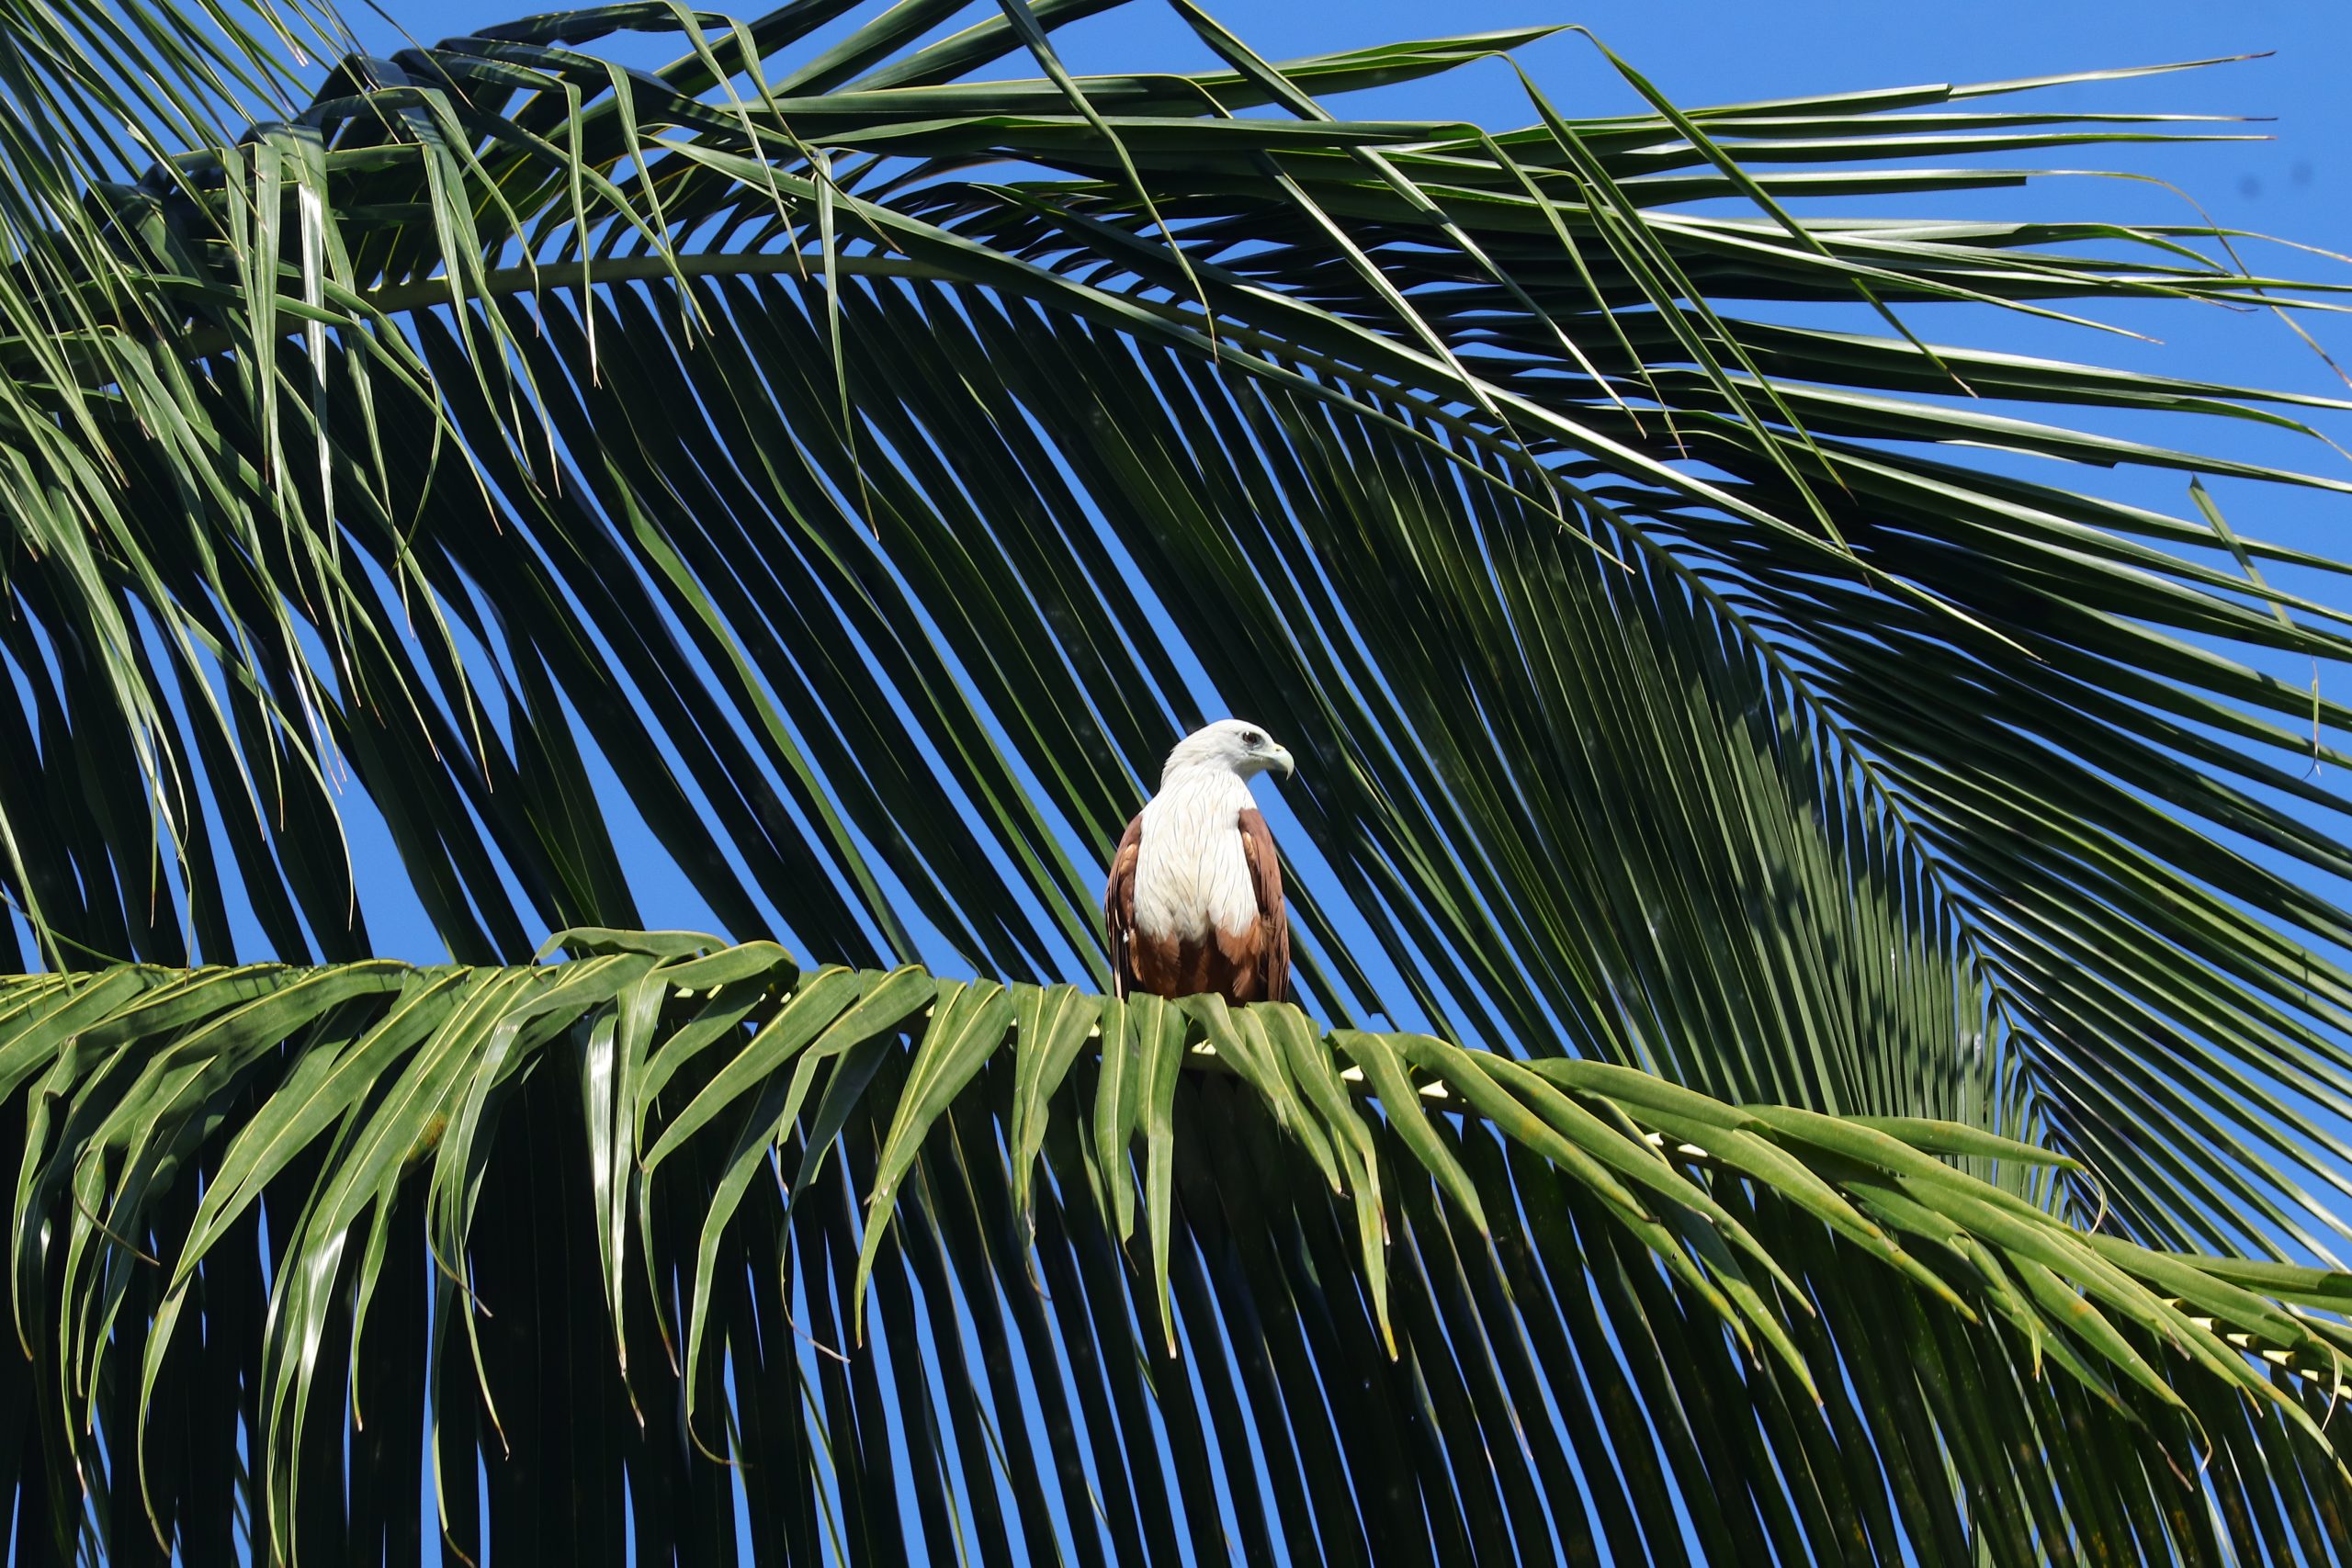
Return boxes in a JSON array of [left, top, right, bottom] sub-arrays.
[[1104, 806, 1289, 1005]]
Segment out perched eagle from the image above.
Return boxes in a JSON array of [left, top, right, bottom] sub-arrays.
[[1103, 719, 1295, 1005]]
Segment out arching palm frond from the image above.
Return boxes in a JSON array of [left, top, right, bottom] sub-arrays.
[[6, 0, 2352, 1561], [9, 949, 2351, 1563]]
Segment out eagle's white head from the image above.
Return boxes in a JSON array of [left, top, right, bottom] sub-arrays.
[[1160, 718, 1296, 788]]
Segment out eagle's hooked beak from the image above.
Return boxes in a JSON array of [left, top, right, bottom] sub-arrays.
[[1270, 743, 1296, 780]]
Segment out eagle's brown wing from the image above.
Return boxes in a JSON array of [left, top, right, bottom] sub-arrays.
[[1103, 810, 1145, 998], [1236, 807, 1290, 1004]]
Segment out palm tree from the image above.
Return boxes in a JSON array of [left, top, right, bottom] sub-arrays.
[[7, 0, 2352, 1559]]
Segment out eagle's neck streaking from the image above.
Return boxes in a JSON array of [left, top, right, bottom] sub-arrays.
[[1132, 765, 1257, 942]]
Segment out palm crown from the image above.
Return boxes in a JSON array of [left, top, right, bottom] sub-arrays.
[[6, 0, 2352, 1561]]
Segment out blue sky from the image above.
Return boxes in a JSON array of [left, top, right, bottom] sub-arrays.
[[80, 3, 2352, 1559], [354, 0, 2352, 257]]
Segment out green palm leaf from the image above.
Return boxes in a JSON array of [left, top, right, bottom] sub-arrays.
[[10, 952, 2351, 1562], [7, 0, 2352, 1558]]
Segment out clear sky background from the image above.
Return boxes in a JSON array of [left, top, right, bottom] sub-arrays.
[[96, 5, 2352, 1561], [306, 0, 2352, 972]]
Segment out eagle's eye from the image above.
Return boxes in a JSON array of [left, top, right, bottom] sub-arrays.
[[1242, 730, 1264, 749]]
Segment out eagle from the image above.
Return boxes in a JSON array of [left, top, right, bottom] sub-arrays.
[[1103, 718, 1295, 1005]]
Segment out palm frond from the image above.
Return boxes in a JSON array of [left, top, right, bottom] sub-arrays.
[[7, 949, 2348, 1562], [10, 0, 2352, 1557]]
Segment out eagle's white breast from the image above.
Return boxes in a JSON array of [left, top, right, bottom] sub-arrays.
[[1132, 772, 1258, 941]]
